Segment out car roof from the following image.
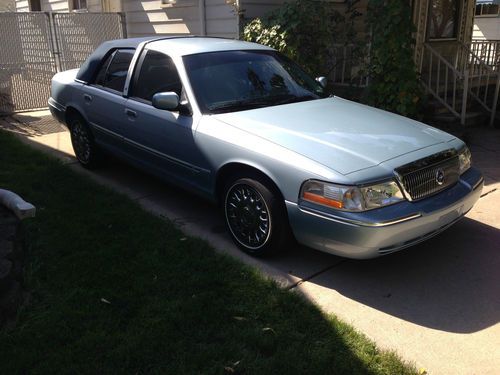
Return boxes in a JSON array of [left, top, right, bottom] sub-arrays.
[[76, 36, 273, 83], [147, 37, 273, 57], [76, 36, 159, 83]]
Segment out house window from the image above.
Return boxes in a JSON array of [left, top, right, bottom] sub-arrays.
[[29, 0, 41, 11], [475, 3, 500, 17], [71, 0, 87, 10], [428, 0, 460, 40]]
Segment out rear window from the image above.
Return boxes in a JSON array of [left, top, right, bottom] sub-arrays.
[[94, 49, 135, 93]]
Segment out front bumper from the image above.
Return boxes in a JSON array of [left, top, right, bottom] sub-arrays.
[[286, 167, 484, 259]]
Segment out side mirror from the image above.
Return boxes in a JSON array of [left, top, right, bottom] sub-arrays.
[[152, 92, 180, 111], [316, 76, 328, 89]]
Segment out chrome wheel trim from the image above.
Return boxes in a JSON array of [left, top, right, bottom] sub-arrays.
[[224, 182, 272, 250], [71, 120, 91, 164]]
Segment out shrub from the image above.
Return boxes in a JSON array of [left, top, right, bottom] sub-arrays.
[[242, 0, 363, 77], [366, 0, 423, 118]]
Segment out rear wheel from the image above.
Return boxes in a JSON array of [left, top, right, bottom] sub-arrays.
[[68, 114, 102, 169], [223, 175, 289, 257]]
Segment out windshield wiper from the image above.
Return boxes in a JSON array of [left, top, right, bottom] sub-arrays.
[[208, 98, 272, 113], [272, 94, 316, 106], [208, 94, 317, 114]]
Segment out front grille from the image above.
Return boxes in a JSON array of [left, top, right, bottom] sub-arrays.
[[395, 150, 460, 201]]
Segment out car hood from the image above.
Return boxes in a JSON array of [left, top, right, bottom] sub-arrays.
[[213, 97, 455, 175]]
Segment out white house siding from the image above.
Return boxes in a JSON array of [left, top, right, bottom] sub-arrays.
[[0, 0, 16, 11], [87, 0, 102, 12], [205, 0, 237, 38], [15, 0, 102, 12], [122, 0, 200, 37], [41, 0, 69, 11], [14, 0, 29, 11], [122, 0, 237, 39], [473, 17, 500, 40]]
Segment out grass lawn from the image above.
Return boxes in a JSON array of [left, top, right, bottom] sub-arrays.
[[0, 130, 417, 374]]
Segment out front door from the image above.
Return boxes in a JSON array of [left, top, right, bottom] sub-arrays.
[[121, 49, 209, 191]]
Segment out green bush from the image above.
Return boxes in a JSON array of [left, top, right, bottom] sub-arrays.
[[242, 0, 363, 77], [366, 0, 423, 118]]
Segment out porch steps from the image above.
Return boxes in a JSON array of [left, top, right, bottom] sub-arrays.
[[425, 96, 487, 128], [429, 111, 485, 127]]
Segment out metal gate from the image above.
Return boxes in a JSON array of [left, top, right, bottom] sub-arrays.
[[0, 13, 56, 113], [0, 12, 126, 114], [53, 13, 126, 71]]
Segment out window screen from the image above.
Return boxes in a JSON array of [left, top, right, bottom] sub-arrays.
[[132, 50, 182, 102], [94, 49, 134, 93]]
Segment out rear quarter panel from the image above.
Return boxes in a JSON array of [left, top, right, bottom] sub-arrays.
[[51, 69, 86, 122]]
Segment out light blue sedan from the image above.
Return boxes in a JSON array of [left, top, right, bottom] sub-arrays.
[[49, 37, 483, 259]]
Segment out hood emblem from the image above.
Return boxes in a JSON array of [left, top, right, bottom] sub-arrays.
[[435, 168, 445, 185]]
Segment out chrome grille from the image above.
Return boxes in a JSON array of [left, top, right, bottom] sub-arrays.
[[395, 150, 460, 201]]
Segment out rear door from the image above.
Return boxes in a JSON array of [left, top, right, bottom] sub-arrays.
[[81, 48, 134, 150]]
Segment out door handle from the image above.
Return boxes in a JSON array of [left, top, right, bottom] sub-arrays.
[[83, 94, 92, 103], [125, 108, 137, 118]]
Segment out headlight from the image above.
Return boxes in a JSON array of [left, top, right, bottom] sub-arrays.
[[300, 180, 405, 212], [458, 146, 471, 174]]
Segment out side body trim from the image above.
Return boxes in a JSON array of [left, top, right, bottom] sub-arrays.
[[91, 122, 210, 175]]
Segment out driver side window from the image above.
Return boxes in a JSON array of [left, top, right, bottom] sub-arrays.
[[131, 50, 182, 102]]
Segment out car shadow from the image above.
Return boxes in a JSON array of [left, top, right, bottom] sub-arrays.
[[306, 217, 500, 333], [92, 156, 500, 334]]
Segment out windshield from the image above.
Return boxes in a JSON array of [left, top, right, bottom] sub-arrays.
[[183, 50, 329, 114]]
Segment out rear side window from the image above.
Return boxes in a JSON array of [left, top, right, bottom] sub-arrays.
[[131, 50, 182, 102], [94, 49, 134, 93]]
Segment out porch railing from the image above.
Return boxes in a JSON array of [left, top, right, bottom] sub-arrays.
[[458, 42, 500, 126], [421, 43, 469, 124], [469, 40, 500, 69], [421, 42, 500, 126]]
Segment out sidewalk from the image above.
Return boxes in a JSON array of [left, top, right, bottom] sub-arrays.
[[1, 111, 499, 374]]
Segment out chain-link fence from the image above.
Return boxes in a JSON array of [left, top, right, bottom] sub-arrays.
[[53, 13, 126, 71], [0, 12, 126, 114], [0, 12, 57, 113]]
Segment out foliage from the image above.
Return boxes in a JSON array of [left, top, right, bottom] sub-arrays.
[[0, 129, 418, 374], [243, 0, 365, 77], [366, 0, 423, 118]]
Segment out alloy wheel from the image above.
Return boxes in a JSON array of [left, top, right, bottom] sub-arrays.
[[71, 120, 91, 164], [225, 183, 271, 249]]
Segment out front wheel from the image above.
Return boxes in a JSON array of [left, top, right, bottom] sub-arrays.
[[223, 176, 290, 257]]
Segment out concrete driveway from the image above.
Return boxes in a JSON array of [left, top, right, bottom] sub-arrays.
[[2, 111, 499, 374]]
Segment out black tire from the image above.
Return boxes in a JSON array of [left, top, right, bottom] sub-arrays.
[[223, 174, 290, 257], [68, 114, 102, 169]]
